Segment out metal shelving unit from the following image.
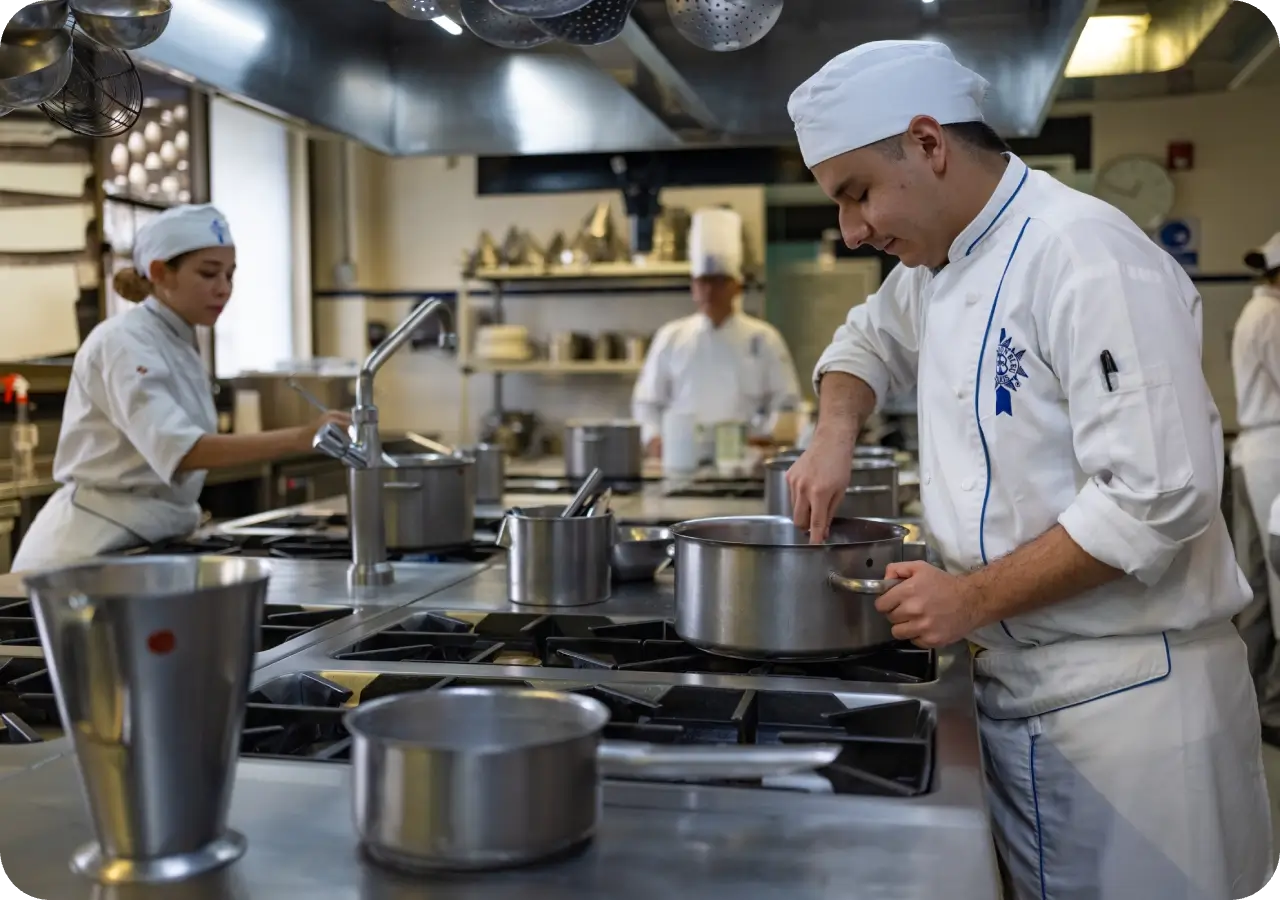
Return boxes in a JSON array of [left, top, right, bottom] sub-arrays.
[[457, 262, 701, 432]]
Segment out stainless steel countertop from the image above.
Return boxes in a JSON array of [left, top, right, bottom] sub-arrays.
[[0, 552, 998, 898]]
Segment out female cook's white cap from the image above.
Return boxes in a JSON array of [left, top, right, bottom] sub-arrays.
[[690, 207, 744, 280], [788, 40, 990, 169], [132, 203, 234, 275], [1247, 233, 1280, 272]]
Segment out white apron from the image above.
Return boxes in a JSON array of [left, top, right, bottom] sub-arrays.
[[12, 298, 215, 572], [812, 155, 1273, 897]]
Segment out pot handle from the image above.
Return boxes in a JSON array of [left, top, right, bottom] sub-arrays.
[[827, 573, 903, 595], [596, 741, 840, 782], [383, 482, 423, 491]]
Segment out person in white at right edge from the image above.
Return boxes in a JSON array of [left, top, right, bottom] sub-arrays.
[[783, 40, 1272, 899], [1232, 232, 1280, 746], [631, 207, 801, 460]]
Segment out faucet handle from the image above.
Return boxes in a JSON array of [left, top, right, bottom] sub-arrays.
[[438, 331, 458, 351], [313, 421, 370, 468]]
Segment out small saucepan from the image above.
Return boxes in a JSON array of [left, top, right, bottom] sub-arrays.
[[345, 686, 840, 873]]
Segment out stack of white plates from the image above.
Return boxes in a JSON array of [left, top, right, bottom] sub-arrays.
[[475, 324, 532, 362]]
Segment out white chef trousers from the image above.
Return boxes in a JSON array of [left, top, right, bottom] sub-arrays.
[[980, 625, 1274, 900]]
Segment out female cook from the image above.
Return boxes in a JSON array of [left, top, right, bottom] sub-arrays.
[[12, 204, 348, 571]]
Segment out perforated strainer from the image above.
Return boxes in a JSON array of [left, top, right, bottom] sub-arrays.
[[531, 0, 637, 45], [457, 0, 553, 48], [491, 0, 597, 16], [666, 0, 783, 51]]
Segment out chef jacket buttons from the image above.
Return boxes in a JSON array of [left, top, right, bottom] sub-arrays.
[[923, 473, 932, 485], [966, 293, 981, 306], [961, 477, 976, 491], [953, 384, 963, 398]]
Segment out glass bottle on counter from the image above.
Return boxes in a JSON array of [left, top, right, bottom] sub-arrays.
[[3, 374, 37, 483]]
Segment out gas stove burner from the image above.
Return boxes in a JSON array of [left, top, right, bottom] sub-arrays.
[[266, 513, 347, 530], [330, 612, 935, 684], [240, 671, 935, 796], [0, 656, 54, 744], [0, 600, 40, 649]]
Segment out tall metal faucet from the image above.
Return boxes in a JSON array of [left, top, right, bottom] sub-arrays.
[[313, 298, 457, 589]]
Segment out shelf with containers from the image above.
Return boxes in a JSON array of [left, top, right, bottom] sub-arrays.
[[457, 261, 766, 425]]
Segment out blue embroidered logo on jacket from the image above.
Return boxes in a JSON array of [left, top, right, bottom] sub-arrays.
[[994, 328, 1029, 417]]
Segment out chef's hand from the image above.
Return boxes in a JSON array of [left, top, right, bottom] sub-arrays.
[[875, 561, 981, 649], [645, 436, 662, 459], [298, 410, 352, 452], [786, 435, 853, 544]]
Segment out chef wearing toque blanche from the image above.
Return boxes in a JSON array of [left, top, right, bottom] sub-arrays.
[[631, 207, 801, 461]]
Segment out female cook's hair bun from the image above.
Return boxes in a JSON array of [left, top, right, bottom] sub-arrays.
[[1245, 251, 1269, 273], [113, 266, 154, 302]]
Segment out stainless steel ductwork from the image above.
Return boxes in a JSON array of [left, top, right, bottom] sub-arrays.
[[128, 0, 1255, 157]]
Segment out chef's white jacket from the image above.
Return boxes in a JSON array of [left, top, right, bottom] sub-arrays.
[[815, 154, 1249, 658], [632, 311, 802, 445], [13, 297, 215, 570], [1232, 285, 1280, 462]]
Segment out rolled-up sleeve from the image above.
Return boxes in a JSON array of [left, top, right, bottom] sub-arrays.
[[92, 336, 208, 483], [813, 263, 924, 406], [1050, 252, 1222, 586], [632, 324, 675, 445]]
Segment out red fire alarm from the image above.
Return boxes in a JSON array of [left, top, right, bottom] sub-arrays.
[[1168, 141, 1195, 171]]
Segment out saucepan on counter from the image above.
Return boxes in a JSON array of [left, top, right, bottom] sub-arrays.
[[346, 686, 841, 874], [670, 515, 908, 659], [380, 453, 476, 551]]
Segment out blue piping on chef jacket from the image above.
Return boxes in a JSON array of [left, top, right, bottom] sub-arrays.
[[967, 165, 1029, 645]]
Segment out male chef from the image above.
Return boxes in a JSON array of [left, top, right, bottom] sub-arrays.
[[631, 207, 801, 458], [784, 40, 1272, 898]]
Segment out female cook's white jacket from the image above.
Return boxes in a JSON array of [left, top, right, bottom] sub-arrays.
[[815, 155, 1249, 705], [632, 311, 802, 445], [12, 297, 216, 570]]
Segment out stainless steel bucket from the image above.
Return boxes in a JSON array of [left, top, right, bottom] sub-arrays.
[[763, 456, 899, 519], [671, 515, 907, 659], [379, 453, 476, 550], [346, 686, 841, 873], [25, 556, 271, 885], [465, 443, 505, 504], [498, 505, 613, 606]]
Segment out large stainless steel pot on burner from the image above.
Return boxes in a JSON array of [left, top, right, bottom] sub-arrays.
[[671, 515, 908, 659]]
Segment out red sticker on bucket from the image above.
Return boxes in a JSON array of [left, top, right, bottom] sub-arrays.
[[147, 630, 176, 655]]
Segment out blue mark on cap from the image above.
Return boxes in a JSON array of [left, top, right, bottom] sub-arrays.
[[210, 219, 228, 245]]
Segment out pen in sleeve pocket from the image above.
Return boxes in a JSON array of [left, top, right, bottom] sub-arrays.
[[1099, 350, 1119, 393]]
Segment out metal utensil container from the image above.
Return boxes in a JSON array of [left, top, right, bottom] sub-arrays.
[[500, 504, 612, 606], [464, 442, 505, 504], [25, 557, 270, 885], [564, 419, 642, 480], [672, 515, 908, 659], [378, 453, 476, 551], [763, 456, 899, 519], [611, 525, 673, 582]]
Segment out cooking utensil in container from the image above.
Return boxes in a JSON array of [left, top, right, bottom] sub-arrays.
[[671, 515, 907, 659], [562, 466, 604, 517], [380, 453, 476, 551], [666, 0, 783, 51], [611, 525, 673, 582], [346, 686, 841, 873], [26, 557, 270, 884], [764, 455, 899, 519], [69, 0, 171, 50], [531, 0, 637, 45], [498, 504, 612, 606], [491, 0, 594, 15], [457, 0, 553, 48]]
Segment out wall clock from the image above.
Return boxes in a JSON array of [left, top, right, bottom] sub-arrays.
[[1093, 155, 1176, 232]]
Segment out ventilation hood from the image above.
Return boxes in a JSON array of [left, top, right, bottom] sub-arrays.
[[134, 0, 1102, 156]]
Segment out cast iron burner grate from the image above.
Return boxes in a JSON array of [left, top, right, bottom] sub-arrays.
[[238, 671, 934, 796], [0, 600, 354, 654], [330, 612, 935, 684]]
